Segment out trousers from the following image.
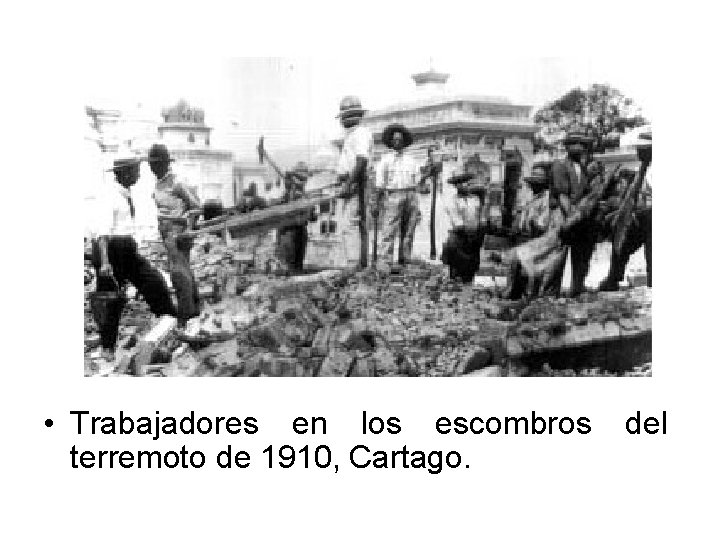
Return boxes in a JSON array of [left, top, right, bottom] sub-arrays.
[[604, 208, 652, 287], [160, 223, 201, 323], [92, 236, 176, 350], [377, 191, 422, 265], [441, 228, 483, 282]]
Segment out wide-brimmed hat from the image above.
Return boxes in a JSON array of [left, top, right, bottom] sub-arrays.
[[147, 143, 175, 163], [381, 123, 413, 149], [447, 172, 476, 185], [336, 95, 367, 119], [106, 156, 142, 172]]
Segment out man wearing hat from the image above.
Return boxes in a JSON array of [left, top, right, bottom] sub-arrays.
[[336, 96, 374, 268], [148, 143, 202, 323], [374, 123, 432, 267], [598, 131, 652, 290], [551, 131, 596, 296], [276, 162, 312, 273], [440, 172, 487, 283], [516, 162, 553, 239], [89, 155, 177, 358]]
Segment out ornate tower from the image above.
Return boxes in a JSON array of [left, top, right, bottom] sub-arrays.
[[158, 100, 212, 149]]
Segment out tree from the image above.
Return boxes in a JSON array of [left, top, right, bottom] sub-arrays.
[[533, 84, 648, 155]]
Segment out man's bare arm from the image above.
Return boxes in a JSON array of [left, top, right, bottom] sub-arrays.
[[97, 236, 113, 278], [175, 184, 201, 211]]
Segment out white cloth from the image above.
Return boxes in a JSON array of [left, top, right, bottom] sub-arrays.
[[573, 162, 583, 182], [375, 150, 420, 190], [446, 195, 482, 231], [88, 181, 137, 239], [337, 125, 373, 175], [639, 165, 652, 208]]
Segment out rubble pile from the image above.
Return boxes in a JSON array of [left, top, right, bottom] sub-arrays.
[[85, 244, 652, 377], [505, 287, 651, 374]]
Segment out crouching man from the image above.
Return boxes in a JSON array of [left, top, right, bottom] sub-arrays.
[[441, 173, 486, 283], [89, 156, 177, 361], [515, 162, 553, 240]]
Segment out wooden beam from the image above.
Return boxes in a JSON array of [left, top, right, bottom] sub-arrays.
[[179, 195, 333, 240]]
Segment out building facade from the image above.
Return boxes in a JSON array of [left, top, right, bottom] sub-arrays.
[[158, 100, 235, 207], [306, 69, 539, 268]]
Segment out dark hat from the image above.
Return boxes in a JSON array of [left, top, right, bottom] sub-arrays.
[[107, 156, 142, 172], [636, 131, 652, 147], [147, 143, 175, 163], [524, 164, 550, 188], [337, 95, 367, 118], [447, 172, 475, 185], [562, 131, 593, 147], [288, 161, 310, 182], [381, 123, 413, 149]]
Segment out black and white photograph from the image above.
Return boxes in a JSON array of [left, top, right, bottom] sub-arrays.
[[82, 57, 652, 378]]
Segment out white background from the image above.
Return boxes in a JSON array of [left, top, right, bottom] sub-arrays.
[[1, 1, 719, 539]]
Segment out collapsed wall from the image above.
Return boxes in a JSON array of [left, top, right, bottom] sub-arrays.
[[85, 234, 651, 377]]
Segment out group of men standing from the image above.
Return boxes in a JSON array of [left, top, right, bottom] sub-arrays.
[[550, 130, 652, 294], [88, 94, 652, 365], [333, 94, 652, 294]]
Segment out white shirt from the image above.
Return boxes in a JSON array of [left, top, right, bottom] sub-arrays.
[[337, 125, 373, 175], [88, 181, 137, 239], [375, 150, 420, 190], [446, 195, 482, 231], [573, 162, 583, 181]]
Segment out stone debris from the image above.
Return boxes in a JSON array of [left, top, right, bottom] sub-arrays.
[[85, 235, 651, 377]]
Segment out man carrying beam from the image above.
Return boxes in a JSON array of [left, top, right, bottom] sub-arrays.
[[148, 143, 202, 324], [598, 131, 652, 290]]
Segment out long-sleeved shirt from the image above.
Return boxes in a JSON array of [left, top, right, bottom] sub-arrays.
[[337, 125, 373, 176], [375, 150, 421, 190]]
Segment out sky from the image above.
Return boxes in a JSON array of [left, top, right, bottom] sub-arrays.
[[82, 56, 654, 160]]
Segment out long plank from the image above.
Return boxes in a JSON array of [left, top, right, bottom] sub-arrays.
[[178, 194, 335, 240]]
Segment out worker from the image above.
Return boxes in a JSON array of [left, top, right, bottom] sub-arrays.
[[238, 183, 268, 213], [277, 161, 312, 273], [598, 131, 652, 290], [374, 123, 430, 268], [441, 172, 486, 283], [502, 160, 612, 300], [551, 131, 596, 296], [90, 155, 176, 360], [515, 162, 553, 240], [336, 95, 373, 268], [148, 143, 202, 323]]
